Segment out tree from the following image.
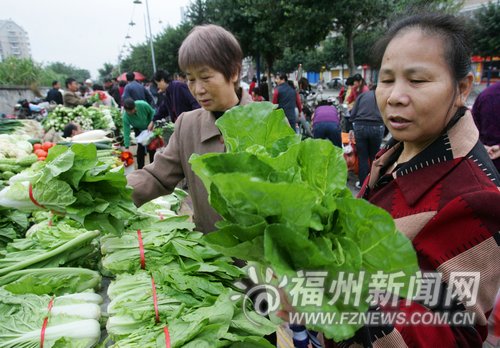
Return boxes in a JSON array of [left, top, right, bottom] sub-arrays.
[[186, 0, 334, 96], [285, 0, 463, 75], [46, 62, 90, 82], [98, 63, 115, 81], [120, 43, 152, 78], [185, 0, 209, 25], [154, 23, 193, 75], [273, 48, 306, 74], [470, 1, 500, 58]]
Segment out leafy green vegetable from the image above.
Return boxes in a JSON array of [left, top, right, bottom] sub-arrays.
[[0, 143, 136, 234], [0, 267, 101, 295], [108, 286, 275, 347], [0, 288, 102, 348], [0, 208, 29, 247], [189, 102, 420, 341], [0, 222, 100, 276], [101, 215, 242, 279]]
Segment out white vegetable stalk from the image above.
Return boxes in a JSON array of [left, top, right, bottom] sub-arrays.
[[3, 319, 101, 348], [51, 303, 101, 320], [57, 292, 103, 304]]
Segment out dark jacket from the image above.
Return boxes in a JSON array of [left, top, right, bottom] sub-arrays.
[[273, 83, 299, 122], [107, 84, 121, 106], [472, 82, 500, 171], [46, 88, 63, 105], [122, 81, 153, 106], [153, 81, 200, 123], [350, 90, 383, 125]]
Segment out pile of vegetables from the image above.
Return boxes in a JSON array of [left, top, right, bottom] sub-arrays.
[[102, 213, 275, 347], [0, 143, 136, 234], [107, 275, 275, 347], [7, 119, 45, 139], [31, 141, 56, 161], [0, 134, 38, 187], [0, 221, 100, 275], [0, 119, 23, 134], [0, 288, 102, 348], [190, 102, 420, 341], [43, 105, 116, 132], [0, 134, 34, 160]]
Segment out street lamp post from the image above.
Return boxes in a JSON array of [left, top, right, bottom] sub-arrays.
[[134, 0, 156, 73]]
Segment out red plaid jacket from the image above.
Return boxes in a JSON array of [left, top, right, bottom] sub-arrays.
[[341, 110, 500, 347]]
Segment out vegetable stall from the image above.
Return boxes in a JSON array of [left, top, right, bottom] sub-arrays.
[[0, 103, 419, 347]]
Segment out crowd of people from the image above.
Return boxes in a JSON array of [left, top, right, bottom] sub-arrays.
[[37, 14, 500, 348], [125, 14, 499, 348]]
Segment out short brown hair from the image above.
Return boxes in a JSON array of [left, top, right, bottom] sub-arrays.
[[178, 24, 243, 87]]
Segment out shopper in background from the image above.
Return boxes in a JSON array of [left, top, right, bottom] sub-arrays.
[[46, 80, 63, 105], [104, 78, 121, 106], [152, 70, 200, 124], [63, 78, 89, 108], [62, 122, 82, 138], [273, 73, 302, 129], [121, 72, 154, 106], [260, 76, 270, 101], [472, 82, 500, 172], [122, 98, 156, 169], [346, 73, 369, 111], [311, 98, 342, 148], [349, 88, 385, 188]]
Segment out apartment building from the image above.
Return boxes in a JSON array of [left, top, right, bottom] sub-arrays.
[[0, 19, 31, 61]]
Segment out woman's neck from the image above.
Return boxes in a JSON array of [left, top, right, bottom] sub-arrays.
[[399, 138, 435, 163]]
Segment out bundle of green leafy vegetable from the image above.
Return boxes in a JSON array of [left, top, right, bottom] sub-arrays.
[[107, 272, 275, 347], [0, 288, 102, 348], [0, 143, 137, 234], [101, 215, 243, 279], [189, 102, 419, 341], [0, 267, 101, 296], [0, 208, 29, 247], [0, 221, 100, 276]]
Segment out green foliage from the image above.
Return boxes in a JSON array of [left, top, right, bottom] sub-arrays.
[[120, 43, 153, 78], [46, 61, 91, 82], [470, 1, 500, 57], [0, 57, 90, 87], [154, 23, 193, 74], [98, 62, 115, 81], [38, 67, 66, 87], [0, 57, 41, 86], [273, 48, 306, 74], [123, 0, 466, 77], [184, 0, 332, 74]]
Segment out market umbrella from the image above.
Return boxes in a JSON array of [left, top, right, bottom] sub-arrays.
[[117, 71, 146, 81]]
